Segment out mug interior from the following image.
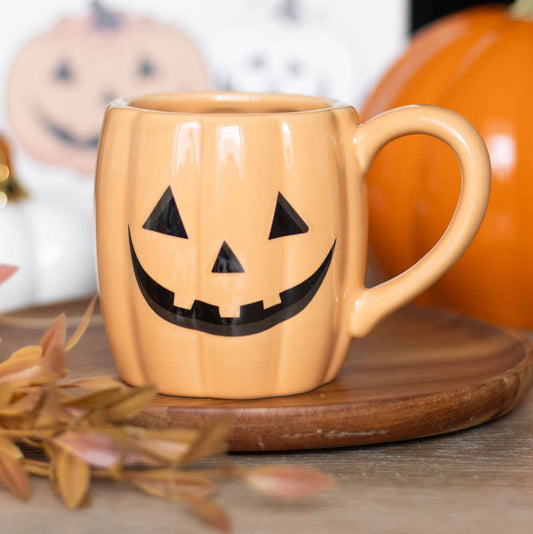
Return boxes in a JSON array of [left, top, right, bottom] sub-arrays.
[[127, 92, 345, 115]]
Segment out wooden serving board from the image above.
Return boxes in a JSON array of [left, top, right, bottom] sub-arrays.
[[1, 303, 532, 452]]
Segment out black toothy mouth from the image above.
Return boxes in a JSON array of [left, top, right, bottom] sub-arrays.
[[40, 113, 100, 150], [128, 227, 335, 337]]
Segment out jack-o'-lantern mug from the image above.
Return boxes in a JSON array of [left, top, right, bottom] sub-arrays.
[[96, 92, 490, 399]]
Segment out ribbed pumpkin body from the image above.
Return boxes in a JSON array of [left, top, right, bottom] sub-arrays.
[[363, 6, 533, 327], [95, 93, 366, 398]]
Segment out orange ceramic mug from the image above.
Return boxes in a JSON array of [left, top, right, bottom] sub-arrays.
[[95, 92, 490, 399]]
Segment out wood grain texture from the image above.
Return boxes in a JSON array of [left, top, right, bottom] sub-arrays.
[[1, 301, 533, 533], [135, 307, 533, 450], [0, 301, 531, 452]]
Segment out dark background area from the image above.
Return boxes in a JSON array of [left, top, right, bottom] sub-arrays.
[[411, 0, 513, 32]]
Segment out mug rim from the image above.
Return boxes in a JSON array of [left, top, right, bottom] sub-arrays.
[[111, 91, 351, 117]]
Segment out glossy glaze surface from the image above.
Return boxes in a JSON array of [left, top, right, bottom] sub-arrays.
[[363, 6, 533, 328], [96, 92, 490, 398]]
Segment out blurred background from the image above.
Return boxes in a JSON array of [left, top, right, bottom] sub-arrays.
[[1, 0, 526, 329], [0, 0, 407, 313]]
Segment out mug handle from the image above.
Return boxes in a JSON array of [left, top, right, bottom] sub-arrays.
[[350, 105, 491, 337]]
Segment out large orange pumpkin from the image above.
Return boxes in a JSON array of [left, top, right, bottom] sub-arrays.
[[363, 1, 533, 328]]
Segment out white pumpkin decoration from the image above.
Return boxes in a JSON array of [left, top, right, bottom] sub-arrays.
[[208, 0, 357, 102], [0, 137, 95, 312]]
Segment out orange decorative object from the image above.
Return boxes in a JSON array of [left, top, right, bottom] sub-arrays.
[[363, 2, 533, 328], [96, 92, 489, 398]]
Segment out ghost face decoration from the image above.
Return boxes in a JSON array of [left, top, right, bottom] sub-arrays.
[[96, 94, 352, 398], [209, 23, 355, 102], [8, 4, 208, 175]]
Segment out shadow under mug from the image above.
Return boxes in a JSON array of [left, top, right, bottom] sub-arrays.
[[95, 92, 490, 399]]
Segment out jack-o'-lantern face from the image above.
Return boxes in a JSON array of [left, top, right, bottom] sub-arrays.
[[128, 187, 335, 336], [8, 2, 208, 175], [96, 93, 350, 396]]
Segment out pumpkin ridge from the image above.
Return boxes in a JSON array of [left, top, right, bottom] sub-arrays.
[[128, 119, 152, 387], [436, 21, 512, 95], [504, 21, 533, 321]]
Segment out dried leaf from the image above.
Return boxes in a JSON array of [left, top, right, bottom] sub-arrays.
[[128, 469, 215, 499], [62, 387, 123, 409], [0, 355, 42, 380], [56, 387, 75, 401], [42, 345, 67, 377], [53, 447, 91, 508], [126, 434, 193, 465], [7, 345, 42, 362], [181, 419, 231, 464], [0, 265, 17, 285], [21, 437, 45, 448], [0, 360, 59, 388], [65, 376, 126, 391], [40, 314, 66, 356], [0, 325, 62, 387], [22, 459, 50, 477], [36, 388, 75, 428], [0, 437, 22, 459], [0, 385, 13, 408], [244, 465, 336, 498], [0, 448, 30, 500], [55, 427, 196, 468], [105, 385, 157, 421], [85, 407, 109, 427], [182, 495, 231, 533], [0, 390, 42, 417], [54, 430, 120, 469], [66, 295, 97, 351], [36, 390, 59, 428]]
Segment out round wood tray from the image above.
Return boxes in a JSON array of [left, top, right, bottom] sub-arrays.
[[1, 303, 532, 452]]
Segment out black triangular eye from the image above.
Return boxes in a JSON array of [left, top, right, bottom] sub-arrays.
[[143, 186, 188, 239], [54, 61, 73, 82], [268, 193, 309, 240]]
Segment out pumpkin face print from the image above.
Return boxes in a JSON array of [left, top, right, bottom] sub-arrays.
[[129, 187, 336, 337], [7, 2, 208, 175]]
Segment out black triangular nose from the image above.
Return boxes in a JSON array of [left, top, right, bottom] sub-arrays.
[[212, 242, 244, 273]]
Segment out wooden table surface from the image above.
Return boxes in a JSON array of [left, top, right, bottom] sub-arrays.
[[0, 301, 532, 534]]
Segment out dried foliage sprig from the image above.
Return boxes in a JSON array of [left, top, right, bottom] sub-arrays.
[[0, 265, 18, 285], [0, 290, 335, 531]]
